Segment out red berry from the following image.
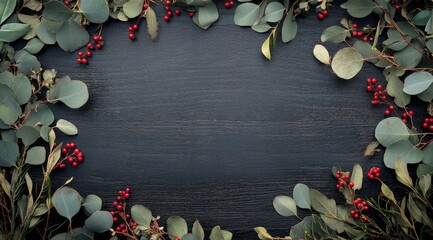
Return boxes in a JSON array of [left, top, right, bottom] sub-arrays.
[[336, 184, 340, 189], [116, 205, 123, 211], [409, 110, 414, 116], [93, 35, 99, 41], [98, 36, 103, 41], [430, 125, 433, 131], [167, 11, 173, 17], [371, 78, 377, 84], [175, 10, 181, 15], [81, 58, 88, 64], [72, 161, 78, 167], [229, 1, 234, 6], [74, 149, 80, 154], [68, 157, 74, 163], [112, 201, 117, 206], [188, 12, 195, 17], [352, 23, 358, 29], [224, 2, 230, 8], [113, 217, 118, 223], [363, 36, 368, 41], [385, 110, 391, 116], [350, 210, 356, 215], [163, 15, 170, 22], [86, 51, 92, 57], [353, 214, 359, 219], [352, 31, 357, 37], [402, 119, 407, 123], [129, 33, 135, 40], [64, 1, 70, 6], [124, 193, 130, 199], [349, 182, 354, 187], [126, 187, 131, 193], [143, 4, 148, 9], [77, 156, 83, 162], [165, 6, 170, 11], [322, 10, 328, 16], [317, 13, 324, 20], [96, 43, 102, 49], [165, 0, 171, 5], [389, 105, 394, 110], [357, 31, 363, 37], [133, 24, 138, 30], [128, 26, 134, 32], [402, 112, 408, 118], [369, 37, 374, 41], [366, 86, 373, 92], [77, 51, 83, 57], [62, 148, 68, 154], [424, 123, 429, 128], [87, 43, 94, 49], [126, 214, 131, 219], [117, 196, 121, 201], [174, 238, 180, 240], [59, 163, 66, 169]]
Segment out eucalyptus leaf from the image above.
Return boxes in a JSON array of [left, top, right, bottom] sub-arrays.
[[192, 220, 205, 240], [262, 2, 284, 23], [0, 23, 30, 42], [16, 126, 40, 146], [24, 104, 54, 127], [42, 1, 72, 21], [0, 93, 21, 125], [131, 205, 152, 226], [234, 3, 260, 26], [0, 0, 17, 24], [313, 44, 330, 65], [122, 0, 144, 19], [0, 140, 19, 167], [261, 35, 271, 60], [56, 18, 89, 52], [350, 164, 363, 191], [54, 80, 89, 109], [167, 216, 188, 240], [145, 7, 158, 41], [36, 20, 57, 44], [418, 174, 431, 197], [384, 140, 423, 169], [340, 0, 377, 18], [394, 40, 423, 69], [82, 194, 102, 216], [84, 211, 113, 233], [281, 9, 297, 43], [273, 195, 297, 216], [413, 9, 431, 26], [56, 119, 78, 135], [292, 183, 310, 209], [24, 38, 44, 54], [386, 74, 411, 107], [422, 143, 433, 166], [331, 47, 364, 80], [403, 71, 433, 95], [52, 187, 82, 220], [375, 117, 410, 147], [196, 2, 219, 30], [181, 234, 200, 240], [25, 146, 46, 165], [80, 0, 110, 24], [395, 159, 413, 188], [321, 26, 348, 43], [309, 188, 337, 216], [381, 182, 397, 204]]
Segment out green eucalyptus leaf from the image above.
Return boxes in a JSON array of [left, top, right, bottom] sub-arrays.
[[0, 140, 19, 167], [167, 216, 188, 240], [254, 227, 273, 240], [273, 195, 297, 216], [403, 71, 433, 95], [423, 143, 433, 166], [53, 80, 89, 109], [418, 174, 431, 197], [331, 47, 363, 80], [84, 211, 113, 233], [394, 40, 423, 69], [122, 0, 144, 19], [71, 227, 94, 240], [375, 117, 410, 147], [56, 119, 78, 135], [52, 187, 82, 220], [0, 92, 21, 125], [56, 18, 89, 52], [42, 1, 72, 21], [1, 130, 16, 142], [281, 8, 296, 43], [0, 23, 30, 42], [196, 2, 219, 30], [131, 205, 152, 226], [384, 140, 423, 169], [24, 104, 54, 127], [234, 3, 260, 26], [15, 50, 41, 75], [353, 40, 379, 64], [251, 23, 271, 33], [40, 126, 51, 142], [292, 183, 310, 209], [182, 234, 200, 240], [80, 0, 109, 24], [382, 29, 409, 51], [36, 20, 57, 44], [417, 164, 433, 178], [82, 194, 102, 216], [24, 38, 44, 54], [209, 226, 232, 240], [413, 9, 431, 26], [321, 26, 348, 43], [192, 220, 205, 240], [309, 188, 337, 216], [418, 84, 433, 102], [261, 2, 284, 23], [11, 75, 31, 105], [386, 74, 411, 107], [16, 126, 40, 146], [0, 0, 17, 24], [25, 146, 46, 165], [340, 0, 376, 18]]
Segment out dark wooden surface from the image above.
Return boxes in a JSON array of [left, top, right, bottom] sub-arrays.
[[35, 4, 390, 239]]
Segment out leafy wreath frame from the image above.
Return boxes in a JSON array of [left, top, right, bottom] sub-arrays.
[[1, 0, 433, 239]]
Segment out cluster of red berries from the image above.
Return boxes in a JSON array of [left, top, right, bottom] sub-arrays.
[[351, 23, 365, 38], [162, 1, 181, 22], [58, 142, 83, 169], [128, 23, 139, 40], [350, 198, 369, 222], [423, 118, 433, 131], [366, 78, 387, 105], [367, 167, 381, 180], [224, 1, 235, 8], [401, 110, 414, 124], [335, 171, 355, 189], [317, 10, 328, 20], [77, 35, 104, 64], [111, 188, 138, 234]]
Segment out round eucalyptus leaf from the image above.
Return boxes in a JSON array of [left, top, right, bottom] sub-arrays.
[[40, 126, 51, 142], [0, 71, 14, 87], [24, 38, 44, 54], [0, 140, 19, 167], [394, 40, 423, 69], [422, 143, 433, 166], [56, 119, 78, 135], [417, 164, 433, 178], [262, 2, 284, 23], [122, 0, 144, 19], [84, 211, 113, 233], [418, 84, 433, 102], [192, 220, 205, 240], [375, 117, 410, 147], [403, 71, 433, 95], [25, 146, 46, 165], [0, 0, 17, 24], [273, 195, 297, 217], [16, 126, 40, 146], [167, 216, 188, 240], [79, 0, 110, 24], [16, 52, 41, 75], [313, 44, 330, 65], [82, 194, 102, 216], [0, 93, 21, 125], [413, 9, 431, 26], [384, 140, 423, 169], [0, 23, 31, 42], [340, 0, 376, 18], [52, 187, 82, 220], [57, 80, 89, 109], [24, 104, 54, 127], [42, 1, 73, 21], [331, 47, 363, 80], [11, 75, 32, 105], [131, 204, 152, 226], [234, 3, 260, 27], [196, 2, 219, 30], [292, 183, 310, 209], [71, 227, 94, 240], [320, 26, 349, 43], [56, 19, 89, 52], [36, 20, 56, 44]]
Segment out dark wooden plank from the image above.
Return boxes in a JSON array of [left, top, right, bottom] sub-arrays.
[[35, 6, 389, 239]]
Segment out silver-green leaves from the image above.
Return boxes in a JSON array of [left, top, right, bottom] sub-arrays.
[[375, 117, 410, 147], [331, 47, 364, 80], [167, 216, 188, 240], [84, 211, 113, 233], [79, 0, 109, 24], [0, 140, 19, 167], [56, 19, 90, 52], [52, 187, 82, 220]]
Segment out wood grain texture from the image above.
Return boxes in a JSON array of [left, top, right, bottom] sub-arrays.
[[34, 5, 393, 239]]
